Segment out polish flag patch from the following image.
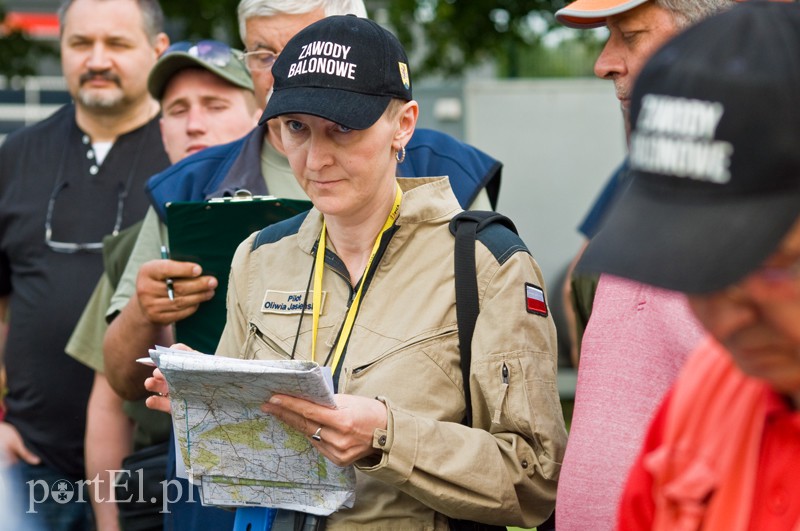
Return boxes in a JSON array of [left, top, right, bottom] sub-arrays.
[[525, 283, 548, 317]]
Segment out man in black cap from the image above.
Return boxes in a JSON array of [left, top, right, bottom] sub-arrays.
[[576, 2, 800, 527]]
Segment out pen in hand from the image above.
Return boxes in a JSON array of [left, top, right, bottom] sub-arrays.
[[160, 245, 175, 301]]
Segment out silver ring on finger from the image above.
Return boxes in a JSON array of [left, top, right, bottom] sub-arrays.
[[310, 426, 323, 442]]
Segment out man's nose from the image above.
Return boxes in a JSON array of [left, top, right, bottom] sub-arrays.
[[86, 43, 112, 71], [185, 107, 208, 134], [594, 38, 626, 80]]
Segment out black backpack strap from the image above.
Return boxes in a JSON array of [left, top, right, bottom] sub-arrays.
[[449, 211, 517, 427], [448, 211, 542, 531]]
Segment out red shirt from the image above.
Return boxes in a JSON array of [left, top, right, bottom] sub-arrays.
[[618, 388, 800, 529]]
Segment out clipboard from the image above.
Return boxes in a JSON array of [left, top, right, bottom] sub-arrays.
[[166, 192, 312, 353]]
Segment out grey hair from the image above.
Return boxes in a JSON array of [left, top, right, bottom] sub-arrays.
[[58, 0, 164, 43], [237, 0, 367, 44], [654, 0, 735, 29]]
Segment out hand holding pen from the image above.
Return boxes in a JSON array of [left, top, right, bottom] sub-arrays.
[[160, 245, 176, 301], [133, 252, 218, 325]]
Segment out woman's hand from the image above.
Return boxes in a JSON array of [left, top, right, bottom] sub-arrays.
[[143, 343, 196, 413], [261, 393, 388, 467], [144, 368, 171, 413]]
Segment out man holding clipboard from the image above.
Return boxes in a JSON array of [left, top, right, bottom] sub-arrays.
[[165, 193, 310, 353]]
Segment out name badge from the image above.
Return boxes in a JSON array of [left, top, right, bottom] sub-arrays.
[[261, 290, 325, 315]]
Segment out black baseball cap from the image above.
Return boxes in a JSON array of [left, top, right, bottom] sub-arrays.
[[578, 2, 800, 294], [259, 15, 412, 130]]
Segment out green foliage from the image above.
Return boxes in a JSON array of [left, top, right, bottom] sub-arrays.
[[0, 31, 58, 78], [160, 0, 242, 46], [497, 31, 604, 78], [385, 0, 604, 79], [0, 0, 605, 80], [159, 0, 604, 78], [0, 0, 244, 79], [0, 4, 58, 79]]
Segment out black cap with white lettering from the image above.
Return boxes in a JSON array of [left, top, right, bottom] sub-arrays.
[[259, 15, 412, 130], [578, 1, 800, 293]]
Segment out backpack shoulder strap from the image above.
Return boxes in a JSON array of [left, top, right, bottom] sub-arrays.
[[448, 211, 518, 427]]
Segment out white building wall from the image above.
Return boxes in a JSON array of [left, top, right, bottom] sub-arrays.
[[464, 78, 626, 290]]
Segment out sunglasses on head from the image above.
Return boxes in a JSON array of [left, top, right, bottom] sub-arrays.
[[163, 40, 239, 68], [45, 181, 125, 254]]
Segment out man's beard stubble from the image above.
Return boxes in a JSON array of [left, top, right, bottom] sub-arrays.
[[77, 70, 126, 111]]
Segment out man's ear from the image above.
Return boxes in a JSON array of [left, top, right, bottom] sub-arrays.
[[154, 32, 170, 58]]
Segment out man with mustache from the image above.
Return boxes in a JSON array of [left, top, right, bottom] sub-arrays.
[[0, 0, 169, 528], [64, 39, 258, 530]]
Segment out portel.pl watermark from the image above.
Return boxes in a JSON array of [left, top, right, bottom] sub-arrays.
[[26, 469, 195, 514]]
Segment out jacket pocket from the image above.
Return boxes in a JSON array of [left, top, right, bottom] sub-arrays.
[[346, 329, 464, 422], [489, 354, 564, 481], [242, 321, 292, 361]]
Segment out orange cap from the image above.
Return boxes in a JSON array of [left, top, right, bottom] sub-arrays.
[[555, 0, 650, 28]]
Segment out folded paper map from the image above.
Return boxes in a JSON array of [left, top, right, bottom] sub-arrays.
[[148, 346, 356, 515]]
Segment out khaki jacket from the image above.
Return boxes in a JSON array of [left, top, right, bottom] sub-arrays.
[[218, 177, 567, 529]]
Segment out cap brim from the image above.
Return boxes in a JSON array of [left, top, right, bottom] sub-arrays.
[[147, 52, 252, 100], [259, 86, 391, 130], [577, 177, 800, 294], [555, 0, 650, 28]]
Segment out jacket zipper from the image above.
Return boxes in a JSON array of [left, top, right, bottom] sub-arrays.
[[245, 322, 290, 360], [493, 362, 511, 425]]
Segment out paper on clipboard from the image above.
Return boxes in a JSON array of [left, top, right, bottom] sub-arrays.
[[166, 193, 312, 353]]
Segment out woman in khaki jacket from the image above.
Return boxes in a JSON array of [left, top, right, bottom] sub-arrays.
[[147, 15, 566, 530]]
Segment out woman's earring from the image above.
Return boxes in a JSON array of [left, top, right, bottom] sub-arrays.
[[395, 145, 406, 164]]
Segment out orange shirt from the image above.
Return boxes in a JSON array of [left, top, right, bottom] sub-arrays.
[[619, 387, 800, 529]]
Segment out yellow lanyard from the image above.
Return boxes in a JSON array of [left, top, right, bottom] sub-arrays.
[[311, 184, 402, 372]]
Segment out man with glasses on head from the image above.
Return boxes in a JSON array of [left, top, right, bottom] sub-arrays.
[[152, 40, 259, 163], [64, 38, 258, 530], [0, 0, 169, 529]]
